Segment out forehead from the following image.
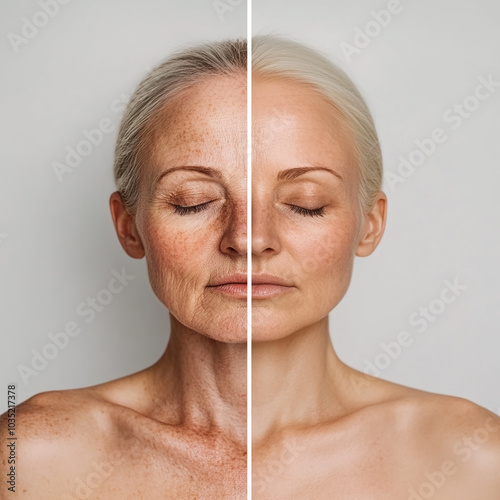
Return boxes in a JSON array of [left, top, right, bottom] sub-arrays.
[[145, 73, 247, 174], [252, 77, 356, 178]]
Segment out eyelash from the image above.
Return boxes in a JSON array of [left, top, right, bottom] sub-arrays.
[[172, 201, 324, 217], [173, 202, 211, 215], [289, 205, 326, 217]]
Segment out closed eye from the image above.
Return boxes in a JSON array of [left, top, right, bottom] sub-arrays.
[[288, 205, 326, 217], [173, 201, 213, 215]]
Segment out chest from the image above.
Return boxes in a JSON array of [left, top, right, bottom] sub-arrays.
[[252, 438, 475, 500], [65, 438, 247, 500], [252, 436, 406, 500]]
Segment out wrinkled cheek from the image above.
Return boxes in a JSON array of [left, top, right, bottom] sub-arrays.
[[142, 232, 202, 317], [146, 254, 184, 309]]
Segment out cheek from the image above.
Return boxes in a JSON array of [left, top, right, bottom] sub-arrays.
[[141, 218, 216, 297], [287, 215, 360, 301], [322, 224, 358, 275]]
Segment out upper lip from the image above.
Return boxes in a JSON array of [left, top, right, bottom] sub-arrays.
[[208, 273, 293, 286], [252, 274, 293, 286], [208, 273, 247, 286]]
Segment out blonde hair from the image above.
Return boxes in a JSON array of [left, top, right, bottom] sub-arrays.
[[113, 35, 382, 213], [252, 35, 383, 213]]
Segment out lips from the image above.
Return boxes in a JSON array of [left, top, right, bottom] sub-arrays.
[[208, 273, 247, 287], [251, 275, 294, 299], [207, 273, 294, 299], [251, 274, 293, 287], [206, 273, 247, 299]]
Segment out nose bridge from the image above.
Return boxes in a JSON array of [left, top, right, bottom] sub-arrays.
[[252, 189, 280, 256], [230, 198, 247, 236], [220, 196, 247, 256]]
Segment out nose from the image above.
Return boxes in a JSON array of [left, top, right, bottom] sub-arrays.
[[220, 201, 247, 257], [252, 197, 281, 256]]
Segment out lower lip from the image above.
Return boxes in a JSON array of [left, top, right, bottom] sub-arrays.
[[208, 283, 247, 298], [208, 283, 293, 299]]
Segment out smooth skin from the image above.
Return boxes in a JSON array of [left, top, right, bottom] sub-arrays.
[[0, 74, 248, 499], [251, 77, 500, 499]]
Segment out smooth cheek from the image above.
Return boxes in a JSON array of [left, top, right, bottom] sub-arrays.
[[288, 213, 360, 314]]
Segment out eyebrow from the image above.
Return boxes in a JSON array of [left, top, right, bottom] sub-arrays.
[[277, 166, 344, 182], [154, 165, 223, 188]]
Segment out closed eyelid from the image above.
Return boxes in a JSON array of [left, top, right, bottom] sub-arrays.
[[173, 201, 213, 216], [288, 204, 326, 217]]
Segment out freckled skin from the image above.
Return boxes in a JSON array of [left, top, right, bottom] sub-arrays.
[[135, 76, 248, 342], [0, 74, 248, 499], [250, 78, 500, 499]]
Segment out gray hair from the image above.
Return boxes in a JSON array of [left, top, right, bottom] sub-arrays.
[[252, 35, 383, 213], [113, 35, 382, 214], [113, 38, 246, 212]]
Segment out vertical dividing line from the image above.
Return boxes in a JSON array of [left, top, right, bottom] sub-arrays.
[[246, 0, 252, 498]]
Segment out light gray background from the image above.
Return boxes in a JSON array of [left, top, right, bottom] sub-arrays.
[[0, 0, 246, 413], [254, 0, 500, 412]]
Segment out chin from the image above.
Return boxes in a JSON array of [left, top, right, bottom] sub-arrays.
[[202, 330, 247, 344], [251, 309, 297, 342], [251, 300, 337, 343], [192, 312, 248, 344], [207, 332, 247, 344]]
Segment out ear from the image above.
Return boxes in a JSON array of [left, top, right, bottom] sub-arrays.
[[109, 192, 145, 259], [356, 192, 387, 257]]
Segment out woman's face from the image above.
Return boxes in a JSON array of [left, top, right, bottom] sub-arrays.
[[251, 77, 385, 342], [112, 73, 385, 344], [133, 74, 248, 343]]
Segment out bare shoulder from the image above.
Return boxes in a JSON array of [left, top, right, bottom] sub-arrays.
[[5, 386, 113, 431], [358, 374, 500, 440], [394, 388, 500, 455], [415, 393, 500, 495], [0, 387, 122, 498], [376, 383, 500, 497], [343, 371, 500, 496]]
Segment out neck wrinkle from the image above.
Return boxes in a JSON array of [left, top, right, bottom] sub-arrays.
[[149, 314, 247, 448]]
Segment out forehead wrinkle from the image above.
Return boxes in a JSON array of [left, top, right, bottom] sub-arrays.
[[138, 75, 246, 203], [152, 166, 224, 193], [148, 78, 246, 162]]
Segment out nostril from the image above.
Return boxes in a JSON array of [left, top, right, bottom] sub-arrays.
[[220, 233, 247, 256]]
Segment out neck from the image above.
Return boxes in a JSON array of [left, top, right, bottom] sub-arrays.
[[150, 314, 247, 448], [252, 316, 356, 444]]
